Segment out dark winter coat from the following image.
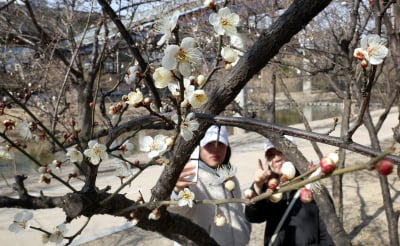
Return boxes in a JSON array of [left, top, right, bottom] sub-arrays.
[[245, 187, 334, 246]]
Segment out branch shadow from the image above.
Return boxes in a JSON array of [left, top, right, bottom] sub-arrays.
[[348, 172, 399, 242]]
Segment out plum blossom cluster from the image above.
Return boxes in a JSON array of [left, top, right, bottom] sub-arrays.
[[111, 4, 240, 153], [9, 211, 68, 245], [2, 119, 41, 142]]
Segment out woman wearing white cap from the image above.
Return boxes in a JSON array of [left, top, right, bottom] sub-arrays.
[[168, 125, 251, 246], [244, 138, 333, 246]]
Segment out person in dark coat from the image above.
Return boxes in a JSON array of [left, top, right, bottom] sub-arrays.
[[244, 138, 334, 246]]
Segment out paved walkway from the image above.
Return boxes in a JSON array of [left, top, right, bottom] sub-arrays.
[[0, 107, 398, 246]]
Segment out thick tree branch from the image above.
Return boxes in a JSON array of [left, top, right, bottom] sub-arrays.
[[1, 175, 218, 245], [195, 114, 400, 164]]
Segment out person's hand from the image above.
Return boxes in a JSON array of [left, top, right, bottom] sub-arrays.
[[173, 162, 197, 193], [253, 159, 271, 195]]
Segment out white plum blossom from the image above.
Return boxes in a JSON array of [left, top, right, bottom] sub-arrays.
[[181, 78, 195, 99], [8, 210, 33, 233], [38, 165, 52, 183], [171, 78, 207, 108], [168, 82, 180, 97], [114, 159, 133, 180], [178, 188, 195, 207], [221, 46, 239, 64], [66, 146, 83, 163], [155, 11, 180, 46], [161, 37, 202, 77], [124, 65, 138, 84], [83, 140, 108, 165], [140, 134, 168, 158], [0, 145, 15, 160], [353, 34, 388, 65], [125, 89, 143, 106], [153, 67, 174, 88], [188, 89, 208, 108], [209, 7, 240, 36], [49, 223, 68, 244], [38, 165, 50, 174], [16, 120, 32, 140], [183, 78, 194, 98], [172, 112, 199, 141], [168, 78, 207, 108]]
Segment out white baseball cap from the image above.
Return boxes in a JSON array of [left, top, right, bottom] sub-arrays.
[[264, 135, 295, 152], [200, 125, 229, 147]]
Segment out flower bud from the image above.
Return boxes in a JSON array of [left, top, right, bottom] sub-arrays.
[[320, 155, 336, 175], [180, 99, 190, 108], [224, 179, 235, 192], [267, 177, 280, 191], [375, 158, 393, 176], [148, 209, 161, 220], [243, 189, 255, 199], [281, 161, 296, 181], [224, 63, 232, 70], [131, 218, 139, 226], [214, 214, 226, 226], [196, 74, 206, 86], [165, 136, 174, 146], [143, 97, 152, 106], [327, 152, 339, 165], [299, 188, 313, 203], [204, 0, 215, 9], [269, 191, 282, 203], [360, 59, 368, 68]]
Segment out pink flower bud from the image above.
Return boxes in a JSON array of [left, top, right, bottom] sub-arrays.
[[299, 188, 313, 203]]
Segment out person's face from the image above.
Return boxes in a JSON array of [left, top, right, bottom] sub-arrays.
[[200, 141, 227, 169], [266, 149, 286, 174]]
